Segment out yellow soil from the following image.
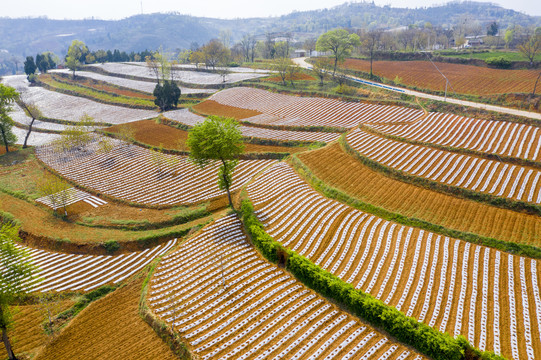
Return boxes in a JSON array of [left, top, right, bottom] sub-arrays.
[[0, 299, 74, 359], [297, 142, 541, 246], [35, 276, 179, 360]]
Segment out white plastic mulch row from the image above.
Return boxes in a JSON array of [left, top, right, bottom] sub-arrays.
[[209, 87, 424, 128], [346, 128, 541, 204], [36, 187, 107, 210], [148, 215, 421, 359], [87, 62, 268, 85], [247, 162, 541, 360], [35, 136, 276, 206], [5, 239, 177, 293], [369, 112, 541, 162], [162, 109, 341, 143], [50, 69, 217, 95]]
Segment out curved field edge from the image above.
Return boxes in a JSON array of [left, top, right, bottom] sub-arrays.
[[341, 133, 541, 216], [292, 143, 541, 253], [239, 199, 506, 360], [34, 273, 182, 360], [361, 124, 541, 171]]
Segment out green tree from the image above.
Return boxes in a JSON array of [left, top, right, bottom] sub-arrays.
[[316, 29, 360, 75], [186, 116, 244, 210], [519, 33, 541, 66], [272, 57, 293, 86], [65, 40, 89, 78], [23, 56, 36, 78], [52, 114, 95, 153], [311, 57, 332, 86], [0, 222, 35, 360], [153, 81, 181, 111], [0, 84, 18, 153]]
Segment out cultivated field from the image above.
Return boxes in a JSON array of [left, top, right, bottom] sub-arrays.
[[248, 162, 541, 359], [297, 143, 541, 245], [347, 129, 541, 204], [163, 108, 341, 143], [15, 239, 176, 292], [368, 112, 541, 162], [36, 137, 276, 206], [2, 75, 157, 124], [341, 59, 539, 96], [51, 69, 216, 94], [36, 275, 179, 360], [209, 87, 424, 128], [87, 62, 268, 85], [148, 215, 424, 359]]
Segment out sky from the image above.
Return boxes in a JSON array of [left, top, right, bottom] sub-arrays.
[[3, 0, 541, 20]]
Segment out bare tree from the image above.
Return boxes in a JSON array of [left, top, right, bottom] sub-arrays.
[[304, 38, 317, 57], [519, 33, 541, 66], [311, 58, 332, 86], [17, 99, 42, 148], [361, 30, 382, 79]]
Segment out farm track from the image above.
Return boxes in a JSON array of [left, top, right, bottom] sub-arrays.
[[248, 162, 541, 360], [297, 142, 541, 246], [368, 111, 541, 163], [148, 215, 424, 360], [209, 87, 424, 128], [35, 275, 178, 360], [36, 137, 276, 206], [347, 128, 541, 205], [11, 239, 176, 292]]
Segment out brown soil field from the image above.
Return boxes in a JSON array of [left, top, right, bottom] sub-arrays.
[[263, 73, 316, 82], [192, 99, 262, 119], [341, 59, 539, 96], [105, 119, 308, 154], [297, 142, 541, 246], [0, 299, 74, 359], [46, 74, 154, 100], [35, 276, 179, 360]]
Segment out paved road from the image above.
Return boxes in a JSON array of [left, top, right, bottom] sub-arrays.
[[293, 57, 541, 121]]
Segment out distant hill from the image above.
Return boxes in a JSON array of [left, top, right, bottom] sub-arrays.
[[0, 1, 539, 58]]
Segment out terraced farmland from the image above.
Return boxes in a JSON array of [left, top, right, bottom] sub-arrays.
[[148, 215, 424, 359], [14, 239, 176, 292], [36, 137, 275, 206], [368, 112, 541, 162], [163, 108, 341, 143], [297, 143, 541, 245], [347, 129, 541, 204], [209, 87, 424, 128], [248, 162, 541, 359], [341, 59, 539, 96]]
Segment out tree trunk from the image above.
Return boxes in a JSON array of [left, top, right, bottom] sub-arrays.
[[0, 127, 9, 153], [333, 57, 338, 76], [221, 160, 234, 211], [2, 326, 18, 360], [370, 52, 374, 79], [23, 117, 36, 148], [533, 72, 541, 97]]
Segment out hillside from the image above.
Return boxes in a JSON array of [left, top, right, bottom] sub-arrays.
[[0, 1, 539, 59]]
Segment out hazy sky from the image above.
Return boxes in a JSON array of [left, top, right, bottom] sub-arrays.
[[4, 0, 541, 20]]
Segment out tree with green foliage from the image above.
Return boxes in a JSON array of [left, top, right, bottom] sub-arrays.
[[519, 33, 541, 66], [187, 116, 244, 210], [52, 113, 95, 153], [272, 57, 293, 86], [487, 21, 499, 36], [36, 52, 57, 74], [316, 29, 360, 76], [0, 222, 35, 360], [23, 56, 36, 78], [65, 40, 89, 78], [153, 80, 181, 111], [311, 57, 332, 86], [0, 84, 18, 153]]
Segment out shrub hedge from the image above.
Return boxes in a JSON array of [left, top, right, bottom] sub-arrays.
[[240, 198, 507, 360]]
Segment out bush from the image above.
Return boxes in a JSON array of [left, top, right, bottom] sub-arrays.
[[103, 240, 120, 254], [485, 57, 511, 69], [332, 84, 357, 96]]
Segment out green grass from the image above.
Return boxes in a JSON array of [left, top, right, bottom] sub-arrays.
[[437, 50, 541, 62]]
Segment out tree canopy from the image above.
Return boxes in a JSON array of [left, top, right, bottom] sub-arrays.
[[65, 40, 89, 77], [316, 29, 361, 75], [186, 116, 244, 209], [0, 84, 18, 153], [0, 222, 35, 360], [153, 81, 181, 111], [23, 56, 36, 77]]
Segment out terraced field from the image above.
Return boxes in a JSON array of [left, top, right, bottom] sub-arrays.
[[341, 59, 539, 96], [148, 215, 424, 359], [368, 112, 541, 162], [209, 87, 424, 128], [14, 239, 176, 292], [347, 129, 541, 204], [163, 108, 341, 143], [36, 137, 275, 206], [248, 162, 541, 359], [297, 143, 541, 245]]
